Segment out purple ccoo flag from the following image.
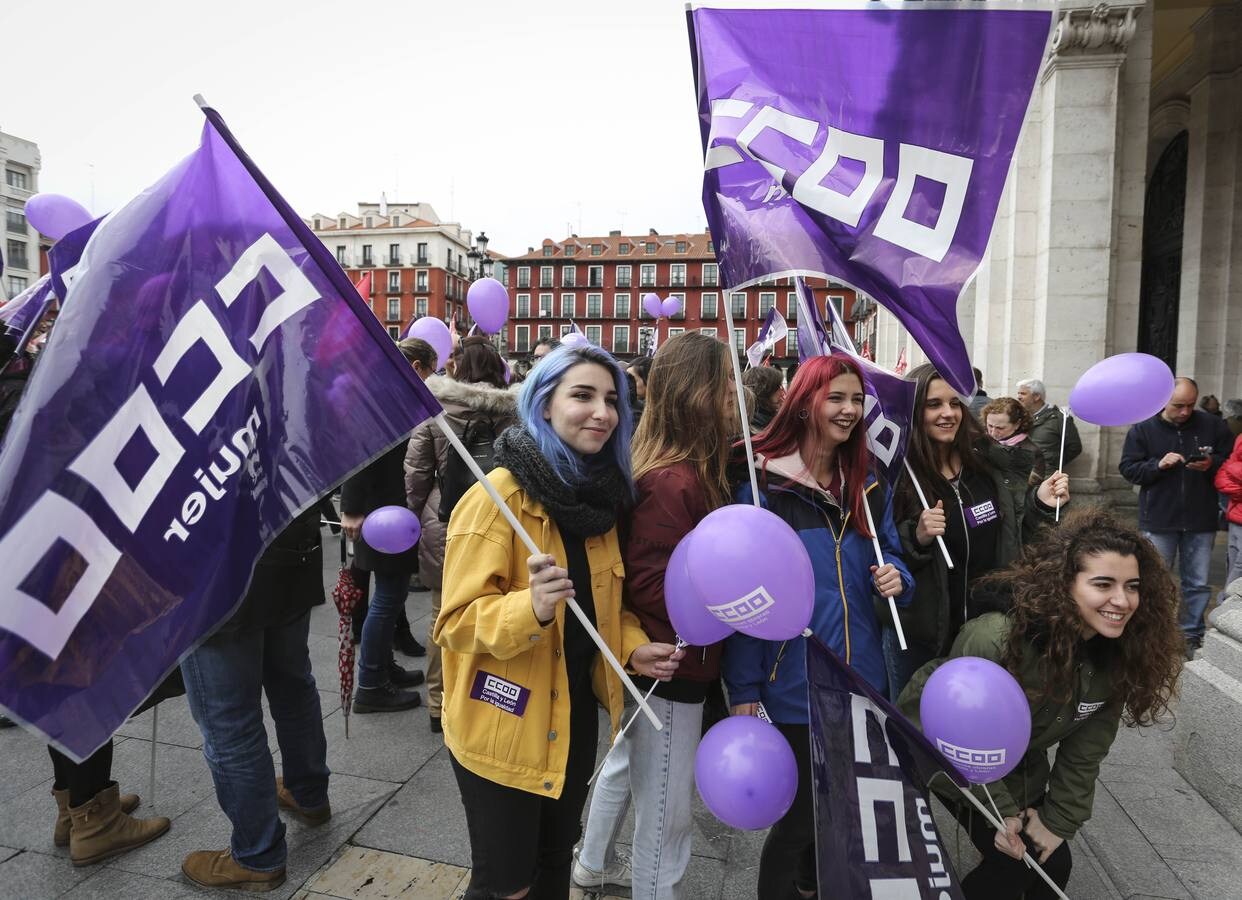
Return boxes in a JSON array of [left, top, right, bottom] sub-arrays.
[[745, 306, 787, 368], [688, 3, 1052, 395], [0, 103, 442, 760]]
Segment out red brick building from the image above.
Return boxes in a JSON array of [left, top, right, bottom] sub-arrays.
[[502, 230, 858, 377]]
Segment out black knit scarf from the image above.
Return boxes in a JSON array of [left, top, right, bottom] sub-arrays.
[[493, 425, 628, 536]]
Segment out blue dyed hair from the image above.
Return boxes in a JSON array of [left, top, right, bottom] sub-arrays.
[[517, 344, 635, 490]]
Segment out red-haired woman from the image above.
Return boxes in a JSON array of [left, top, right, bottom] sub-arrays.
[[723, 353, 913, 900]]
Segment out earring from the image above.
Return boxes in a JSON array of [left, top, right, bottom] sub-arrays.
[[798, 409, 809, 420]]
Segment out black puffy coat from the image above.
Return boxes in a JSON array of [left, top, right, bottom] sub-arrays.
[[341, 441, 419, 574]]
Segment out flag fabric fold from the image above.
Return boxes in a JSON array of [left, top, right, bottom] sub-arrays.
[[806, 635, 967, 899], [688, 3, 1052, 395], [0, 107, 441, 760], [746, 306, 788, 368]]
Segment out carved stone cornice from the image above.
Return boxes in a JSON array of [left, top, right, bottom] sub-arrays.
[[1050, 3, 1140, 57]]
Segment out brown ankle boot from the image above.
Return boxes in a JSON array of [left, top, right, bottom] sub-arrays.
[[182, 849, 286, 892], [67, 783, 169, 866], [53, 787, 140, 847], [275, 777, 331, 826]]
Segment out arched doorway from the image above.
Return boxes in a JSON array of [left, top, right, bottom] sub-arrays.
[[1137, 131, 1188, 368]]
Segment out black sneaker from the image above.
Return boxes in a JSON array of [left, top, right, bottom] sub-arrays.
[[353, 684, 422, 714], [393, 629, 427, 658], [429, 715, 443, 734], [0, 714, 16, 729], [389, 662, 426, 688]]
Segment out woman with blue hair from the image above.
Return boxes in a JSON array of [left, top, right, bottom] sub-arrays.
[[434, 343, 683, 900]]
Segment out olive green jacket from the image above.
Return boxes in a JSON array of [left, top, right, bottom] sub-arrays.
[[897, 611, 1123, 840]]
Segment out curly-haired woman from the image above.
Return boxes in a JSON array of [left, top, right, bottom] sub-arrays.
[[898, 509, 1184, 899]]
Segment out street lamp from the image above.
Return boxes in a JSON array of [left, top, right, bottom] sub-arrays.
[[468, 231, 493, 281]]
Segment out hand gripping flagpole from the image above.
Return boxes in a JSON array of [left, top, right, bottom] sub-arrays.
[[903, 459, 954, 570], [860, 493, 907, 650], [1055, 407, 1069, 522], [433, 413, 662, 731], [723, 296, 761, 508]]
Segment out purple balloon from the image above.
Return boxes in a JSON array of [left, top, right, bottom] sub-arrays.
[[686, 505, 814, 640], [695, 716, 798, 830], [561, 330, 590, 349], [643, 292, 664, 319], [467, 277, 510, 334], [661, 296, 682, 318], [407, 317, 452, 370], [361, 505, 422, 554], [920, 656, 1032, 784], [1068, 352, 1175, 428], [24, 193, 93, 241], [665, 531, 733, 646]]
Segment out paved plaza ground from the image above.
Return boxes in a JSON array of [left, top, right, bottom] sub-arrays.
[[1, 526, 1240, 899]]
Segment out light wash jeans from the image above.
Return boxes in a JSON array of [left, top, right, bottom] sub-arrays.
[[1144, 530, 1216, 644], [579, 694, 703, 900]]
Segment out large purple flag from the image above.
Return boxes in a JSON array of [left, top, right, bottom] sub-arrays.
[[795, 279, 914, 484], [0, 105, 441, 760], [807, 636, 966, 899], [688, 4, 1052, 395]]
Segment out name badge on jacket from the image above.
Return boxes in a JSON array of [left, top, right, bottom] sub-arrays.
[[964, 500, 999, 528], [1075, 700, 1105, 721], [470, 671, 531, 717]]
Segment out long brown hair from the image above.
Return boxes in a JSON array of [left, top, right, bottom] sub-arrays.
[[983, 508, 1183, 725], [632, 332, 735, 509]]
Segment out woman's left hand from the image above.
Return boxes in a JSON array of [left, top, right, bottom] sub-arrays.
[[628, 643, 685, 681], [870, 563, 902, 599], [1021, 808, 1064, 864], [1036, 471, 1070, 508]]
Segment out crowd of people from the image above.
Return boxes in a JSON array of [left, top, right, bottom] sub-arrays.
[[5, 329, 1228, 900]]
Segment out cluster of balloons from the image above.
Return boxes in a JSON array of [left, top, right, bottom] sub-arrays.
[[643, 292, 683, 319], [24, 194, 94, 241], [403, 276, 513, 369]]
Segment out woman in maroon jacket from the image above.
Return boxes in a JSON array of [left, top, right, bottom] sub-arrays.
[[574, 333, 737, 898]]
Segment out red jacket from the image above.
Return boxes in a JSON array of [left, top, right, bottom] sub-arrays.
[[1215, 434, 1242, 526], [622, 462, 723, 686]]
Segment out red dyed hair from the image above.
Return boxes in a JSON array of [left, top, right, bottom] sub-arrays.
[[749, 354, 874, 537]]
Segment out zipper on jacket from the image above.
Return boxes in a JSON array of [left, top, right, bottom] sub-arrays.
[[770, 640, 789, 682], [818, 505, 853, 665], [950, 478, 970, 622]]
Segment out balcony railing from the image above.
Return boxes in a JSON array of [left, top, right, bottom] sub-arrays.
[[387, 256, 401, 267], [416, 255, 429, 265]]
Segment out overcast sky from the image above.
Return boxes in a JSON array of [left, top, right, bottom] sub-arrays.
[[0, 0, 708, 257]]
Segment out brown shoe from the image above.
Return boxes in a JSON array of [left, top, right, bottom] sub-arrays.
[[182, 849, 286, 892], [275, 777, 331, 826], [53, 787, 139, 847], [68, 783, 169, 866]]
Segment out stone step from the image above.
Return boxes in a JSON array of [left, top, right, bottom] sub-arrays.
[[1174, 649, 1242, 836]]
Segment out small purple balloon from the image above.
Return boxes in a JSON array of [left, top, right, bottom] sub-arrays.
[[695, 716, 798, 830], [561, 330, 590, 349], [407, 317, 452, 370], [467, 277, 510, 334], [661, 296, 682, 318], [665, 531, 733, 646], [643, 292, 664, 319], [920, 656, 1032, 784], [361, 505, 422, 554], [686, 505, 814, 640], [1068, 353, 1175, 428], [24, 193, 93, 241]]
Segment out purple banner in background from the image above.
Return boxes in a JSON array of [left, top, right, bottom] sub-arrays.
[[0, 109, 441, 759], [688, 4, 1051, 395]]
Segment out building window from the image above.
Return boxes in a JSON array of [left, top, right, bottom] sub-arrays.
[[561, 265, 576, 287], [417, 242, 428, 264], [339, 216, 348, 229], [560, 293, 576, 318], [699, 327, 719, 339], [540, 266, 554, 288], [365, 216, 374, 228], [828, 294, 845, 318], [387, 326, 400, 339], [586, 293, 603, 318], [733, 328, 746, 351], [538, 324, 553, 341], [313, 218, 321, 230], [616, 265, 632, 288], [702, 263, 718, 286], [387, 298, 400, 320], [708, 241, 715, 254], [675, 241, 687, 254], [759, 292, 776, 317], [517, 293, 531, 317], [645, 242, 657, 255], [614, 293, 631, 318], [416, 297, 428, 317], [336, 245, 347, 265], [388, 244, 400, 266], [786, 328, 799, 355], [388, 271, 401, 293], [670, 263, 686, 287], [445, 248, 454, 270], [668, 293, 685, 319], [591, 244, 603, 256], [5, 240, 28, 270], [515, 325, 530, 352], [517, 265, 531, 288], [638, 326, 656, 355], [416, 270, 428, 291], [6, 208, 26, 234], [565, 244, 576, 257], [560, 324, 574, 338], [539, 293, 553, 317], [639, 264, 656, 287], [586, 325, 602, 346], [5, 169, 28, 190], [731, 292, 747, 320], [391, 215, 400, 226], [619, 243, 631, 255], [8, 275, 28, 295], [787, 291, 798, 319], [613, 325, 630, 354], [542, 245, 554, 257], [361, 245, 373, 267], [588, 265, 603, 287], [701, 292, 718, 319], [669, 327, 685, 339]]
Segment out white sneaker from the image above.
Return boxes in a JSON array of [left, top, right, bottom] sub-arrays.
[[571, 846, 632, 890]]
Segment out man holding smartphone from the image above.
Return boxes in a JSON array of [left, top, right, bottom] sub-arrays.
[[1121, 377, 1235, 657]]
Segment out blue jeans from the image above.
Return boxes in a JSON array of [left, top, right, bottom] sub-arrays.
[[882, 629, 937, 703], [1144, 530, 1215, 644], [357, 570, 410, 689], [181, 611, 329, 872]]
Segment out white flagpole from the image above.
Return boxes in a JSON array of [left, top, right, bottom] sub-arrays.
[[723, 298, 761, 507], [903, 459, 954, 570], [432, 414, 662, 731], [1055, 407, 1069, 522], [860, 495, 907, 650]]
